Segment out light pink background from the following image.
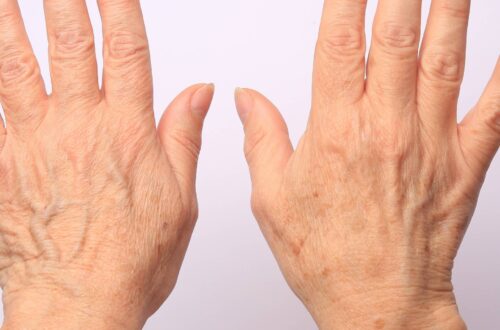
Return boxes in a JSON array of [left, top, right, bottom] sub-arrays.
[[1, 1, 498, 329]]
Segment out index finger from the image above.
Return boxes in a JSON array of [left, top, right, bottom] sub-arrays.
[[313, 0, 367, 109], [98, 0, 152, 112]]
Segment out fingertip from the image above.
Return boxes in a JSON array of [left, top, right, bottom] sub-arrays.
[[234, 87, 254, 123], [158, 82, 215, 138], [191, 83, 215, 118], [234, 87, 289, 133], [158, 83, 214, 129]]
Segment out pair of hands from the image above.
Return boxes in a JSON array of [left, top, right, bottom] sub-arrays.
[[0, 0, 498, 329]]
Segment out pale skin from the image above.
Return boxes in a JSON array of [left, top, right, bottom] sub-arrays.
[[0, 0, 214, 329], [0, 0, 498, 330], [235, 0, 499, 329]]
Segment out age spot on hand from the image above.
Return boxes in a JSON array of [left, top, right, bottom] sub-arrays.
[[374, 318, 386, 329]]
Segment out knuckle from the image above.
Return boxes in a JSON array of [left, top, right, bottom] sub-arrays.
[[368, 77, 403, 98], [168, 129, 201, 161], [438, 0, 470, 20], [251, 195, 266, 218], [0, 9, 20, 27], [250, 191, 274, 220], [187, 203, 199, 224], [0, 53, 39, 88], [316, 24, 364, 59], [51, 29, 95, 60], [106, 31, 149, 63], [171, 200, 198, 228], [374, 23, 418, 51], [244, 127, 268, 163], [376, 139, 408, 162], [313, 66, 365, 103], [420, 52, 463, 84], [370, 122, 409, 161]]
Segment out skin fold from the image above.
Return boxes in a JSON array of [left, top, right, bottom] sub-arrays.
[[0, 0, 214, 328], [236, 0, 499, 329]]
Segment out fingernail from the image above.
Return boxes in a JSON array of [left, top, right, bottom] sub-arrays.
[[191, 83, 215, 117], [235, 87, 254, 123]]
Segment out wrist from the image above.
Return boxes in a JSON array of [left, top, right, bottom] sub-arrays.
[[308, 288, 466, 330], [1, 286, 146, 330]]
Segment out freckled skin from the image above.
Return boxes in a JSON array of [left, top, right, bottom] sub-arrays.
[[0, 1, 214, 328], [237, 1, 499, 329], [375, 318, 386, 329]]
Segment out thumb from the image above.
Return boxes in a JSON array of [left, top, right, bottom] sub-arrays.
[[459, 57, 500, 174], [158, 83, 215, 202], [235, 88, 293, 202]]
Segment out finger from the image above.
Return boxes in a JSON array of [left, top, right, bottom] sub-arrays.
[[459, 58, 500, 174], [366, 0, 422, 111], [98, 0, 152, 111], [313, 0, 367, 108], [418, 0, 470, 130], [158, 84, 214, 203], [0, 0, 47, 131], [44, 0, 100, 106], [235, 88, 293, 202]]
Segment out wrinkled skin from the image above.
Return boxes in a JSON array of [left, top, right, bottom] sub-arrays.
[[236, 0, 499, 329], [0, 0, 213, 328]]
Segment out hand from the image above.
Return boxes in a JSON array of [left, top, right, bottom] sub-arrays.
[[0, 0, 213, 328], [236, 0, 499, 329]]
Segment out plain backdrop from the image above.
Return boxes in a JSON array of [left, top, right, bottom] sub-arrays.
[[1, 1, 498, 329]]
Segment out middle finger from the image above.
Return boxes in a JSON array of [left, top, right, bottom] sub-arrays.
[[44, 0, 100, 107], [366, 0, 422, 113]]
